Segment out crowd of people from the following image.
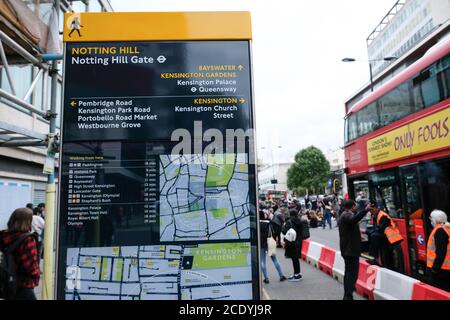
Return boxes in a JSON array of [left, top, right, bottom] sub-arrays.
[[258, 193, 343, 286], [260, 193, 344, 231], [259, 194, 450, 298], [304, 193, 343, 229], [258, 197, 312, 284]]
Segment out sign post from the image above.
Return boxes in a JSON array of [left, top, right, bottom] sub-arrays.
[[57, 12, 259, 300]]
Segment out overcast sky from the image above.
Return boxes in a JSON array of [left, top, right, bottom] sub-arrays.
[[110, 0, 396, 163]]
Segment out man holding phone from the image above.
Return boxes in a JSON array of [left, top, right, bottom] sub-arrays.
[[338, 199, 371, 300]]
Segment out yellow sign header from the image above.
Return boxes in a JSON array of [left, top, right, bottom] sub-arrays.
[[63, 11, 252, 42], [367, 106, 450, 165]]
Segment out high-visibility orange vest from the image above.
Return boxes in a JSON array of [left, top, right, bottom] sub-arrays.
[[427, 225, 450, 270], [377, 211, 404, 244]]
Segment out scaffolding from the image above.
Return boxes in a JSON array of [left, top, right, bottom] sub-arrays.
[[0, 0, 64, 147], [0, 0, 64, 301], [0, 1, 113, 147]]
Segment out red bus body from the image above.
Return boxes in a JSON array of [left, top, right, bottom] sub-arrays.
[[267, 190, 288, 200], [344, 36, 450, 280]]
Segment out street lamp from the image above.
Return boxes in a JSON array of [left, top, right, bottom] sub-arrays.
[[341, 56, 397, 92], [261, 146, 282, 191]]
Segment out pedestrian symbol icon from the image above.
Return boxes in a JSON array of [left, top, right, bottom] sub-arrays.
[[69, 17, 83, 38]]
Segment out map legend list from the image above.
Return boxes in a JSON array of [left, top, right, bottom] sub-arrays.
[[143, 158, 158, 224], [63, 155, 159, 229]]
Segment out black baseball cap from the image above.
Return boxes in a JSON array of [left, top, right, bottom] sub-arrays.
[[368, 199, 382, 209]]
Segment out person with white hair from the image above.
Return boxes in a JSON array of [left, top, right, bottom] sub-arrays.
[[426, 209, 450, 292]]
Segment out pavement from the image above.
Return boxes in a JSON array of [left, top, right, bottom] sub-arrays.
[[35, 260, 45, 299], [262, 222, 365, 300], [35, 258, 56, 300]]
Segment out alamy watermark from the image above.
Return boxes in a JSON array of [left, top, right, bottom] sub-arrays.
[[170, 121, 255, 164]]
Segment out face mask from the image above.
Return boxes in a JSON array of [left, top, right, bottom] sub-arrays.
[[431, 221, 435, 227]]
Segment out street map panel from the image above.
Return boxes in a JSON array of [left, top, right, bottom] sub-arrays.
[[65, 242, 252, 300], [159, 153, 251, 242]]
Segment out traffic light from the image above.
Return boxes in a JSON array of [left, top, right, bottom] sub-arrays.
[[333, 179, 340, 193]]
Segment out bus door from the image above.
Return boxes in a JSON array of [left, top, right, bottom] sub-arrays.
[[347, 176, 369, 200], [368, 170, 403, 218], [369, 169, 408, 274], [419, 159, 450, 272], [348, 176, 370, 248], [399, 165, 426, 277], [420, 159, 450, 226]]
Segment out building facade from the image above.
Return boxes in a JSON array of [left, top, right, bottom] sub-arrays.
[[367, 0, 450, 76], [346, 0, 450, 112], [0, 0, 113, 229], [258, 162, 293, 195]]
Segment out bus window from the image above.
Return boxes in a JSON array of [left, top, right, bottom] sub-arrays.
[[369, 170, 403, 218], [349, 177, 370, 234], [344, 117, 349, 143], [357, 102, 380, 136], [438, 53, 450, 100], [347, 113, 358, 141], [378, 82, 412, 127], [348, 178, 368, 200], [415, 65, 441, 108], [412, 78, 425, 112], [375, 185, 402, 218], [401, 166, 422, 216], [420, 160, 450, 229], [412, 53, 450, 111]]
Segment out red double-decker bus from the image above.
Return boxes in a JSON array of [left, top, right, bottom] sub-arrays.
[[344, 34, 450, 281]]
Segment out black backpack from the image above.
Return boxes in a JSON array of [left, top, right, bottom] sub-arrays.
[[0, 232, 33, 299], [301, 220, 310, 239], [281, 220, 291, 235]]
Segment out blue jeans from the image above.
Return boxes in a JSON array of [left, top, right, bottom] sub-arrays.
[[260, 248, 284, 280], [323, 213, 332, 229]]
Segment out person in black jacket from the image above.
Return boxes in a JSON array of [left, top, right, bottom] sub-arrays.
[[283, 209, 303, 282], [271, 208, 285, 248], [338, 199, 370, 300]]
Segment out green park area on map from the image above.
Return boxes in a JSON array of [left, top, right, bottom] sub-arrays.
[[189, 243, 250, 269], [205, 154, 236, 187]]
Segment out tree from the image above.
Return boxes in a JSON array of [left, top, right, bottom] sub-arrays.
[[293, 186, 308, 196], [287, 146, 330, 194]]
